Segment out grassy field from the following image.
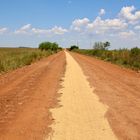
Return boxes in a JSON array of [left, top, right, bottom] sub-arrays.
[[72, 48, 140, 71], [0, 48, 53, 73]]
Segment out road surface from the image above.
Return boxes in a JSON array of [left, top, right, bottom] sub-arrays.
[[47, 51, 117, 140], [0, 51, 140, 140]]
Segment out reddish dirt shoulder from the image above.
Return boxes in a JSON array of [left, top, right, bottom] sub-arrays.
[[0, 51, 66, 140], [71, 52, 140, 140]]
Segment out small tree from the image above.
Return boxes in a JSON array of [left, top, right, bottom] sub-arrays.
[[93, 41, 110, 50], [69, 45, 79, 51], [93, 42, 104, 50], [39, 42, 59, 52], [51, 42, 59, 52], [39, 42, 52, 51], [104, 41, 110, 50]]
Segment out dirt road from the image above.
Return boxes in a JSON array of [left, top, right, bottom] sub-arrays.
[[0, 51, 65, 140], [47, 51, 117, 140], [0, 50, 140, 140]]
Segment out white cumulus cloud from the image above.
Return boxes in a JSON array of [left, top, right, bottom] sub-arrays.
[[15, 24, 68, 35], [119, 30, 135, 38], [32, 28, 49, 34], [51, 26, 68, 35], [32, 26, 68, 35], [119, 6, 140, 24], [72, 18, 90, 27], [71, 18, 90, 32], [71, 15, 127, 35], [15, 24, 32, 34], [0, 27, 8, 34], [99, 9, 106, 16], [86, 17, 128, 35], [87, 17, 127, 30]]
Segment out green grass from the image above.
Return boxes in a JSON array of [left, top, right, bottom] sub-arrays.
[[0, 48, 53, 73], [72, 48, 140, 71]]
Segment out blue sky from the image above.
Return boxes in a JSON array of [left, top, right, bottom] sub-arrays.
[[0, 0, 140, 48]]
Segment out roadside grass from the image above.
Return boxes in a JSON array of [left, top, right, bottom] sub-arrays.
[[0, 48, 53, 73], [72, 48, 140, 71]]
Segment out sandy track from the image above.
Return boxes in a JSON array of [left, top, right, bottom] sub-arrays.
[[0, 52, 65, 140], [48, 51, 117, 140], [71, 52, 140, 140]]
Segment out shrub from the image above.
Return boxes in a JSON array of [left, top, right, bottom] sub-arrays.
[[69, 45, 79, 51], [39, 42, 59, 52]]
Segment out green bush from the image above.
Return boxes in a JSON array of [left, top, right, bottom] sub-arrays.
[[39, 42, 60, 52], [69, 45, 79, 51]]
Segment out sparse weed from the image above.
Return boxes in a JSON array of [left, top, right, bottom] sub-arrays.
[[72, 47, 140, 70], [0, 48, 53, 73]]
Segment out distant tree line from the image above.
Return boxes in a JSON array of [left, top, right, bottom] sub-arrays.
[[70, 41, 140, 70], [68, 41, 110, 51]]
